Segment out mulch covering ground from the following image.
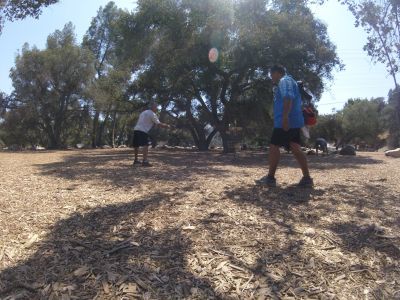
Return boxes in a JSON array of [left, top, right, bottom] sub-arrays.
[[0, 149, 399, 300]]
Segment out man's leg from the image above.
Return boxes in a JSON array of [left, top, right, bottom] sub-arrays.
[[290, 142, 310, 178], [143, 146, 149, 162], [268, 144, 281, 178], [134, 147, 139, 161]]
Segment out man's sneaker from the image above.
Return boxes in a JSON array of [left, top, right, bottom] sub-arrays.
[[133, 160, 141, 166], [256, 176, 277, 187], [142, 161, 152, 167], [298, 176, 314, 188]]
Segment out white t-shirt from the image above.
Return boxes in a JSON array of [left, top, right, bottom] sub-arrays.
[[134, 110, 161, 133]]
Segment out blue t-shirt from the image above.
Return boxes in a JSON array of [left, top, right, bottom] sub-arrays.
[[273, 75, 305, 129]]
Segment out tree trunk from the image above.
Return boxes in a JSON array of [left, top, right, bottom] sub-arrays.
[[197, 136, 209, 151], [189, 125, 218, 151], [47, 131, 58, 149], [92, 111, 100, 148], [388, 91, 400, 149], [188, 126, 206, 151], [205, 128, 218, 150], [219, 129, 234, 153], [111, 111, 117, 148], [97, 120, 106, 146], [185, 99, 214, 151], [97, 111, 111, 146], [396, 90, 400, 147], [50, 120, 63, 149]]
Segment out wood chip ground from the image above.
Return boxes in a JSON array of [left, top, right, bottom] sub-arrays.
[[0, 149, 399, 299]]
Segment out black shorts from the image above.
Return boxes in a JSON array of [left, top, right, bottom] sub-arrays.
[[270, 128, 302, 148], [315, 141, 328, 152], [133, 130, 150, 147]]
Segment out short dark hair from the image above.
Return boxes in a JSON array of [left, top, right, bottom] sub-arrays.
[[270, 65, 286, 75]]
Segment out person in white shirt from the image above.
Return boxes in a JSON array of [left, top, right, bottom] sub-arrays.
[[133, 103, 170, 166]]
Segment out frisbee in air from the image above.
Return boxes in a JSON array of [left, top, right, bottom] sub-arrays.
[[208, 48, 219, 63]]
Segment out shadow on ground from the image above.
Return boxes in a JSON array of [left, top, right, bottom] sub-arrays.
[[35, 149, 384, 189], [218, 181, 400, 298], [35, 150, 229, 189], [1, 150, 397, 299], [0, 192, 218, 299]]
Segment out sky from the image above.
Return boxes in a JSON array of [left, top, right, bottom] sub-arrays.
[[309, 1, 395, 114], [0, 0, 395, 114]]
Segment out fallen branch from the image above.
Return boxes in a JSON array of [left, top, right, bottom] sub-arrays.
[[67, 239, 93, 250], [321, 246, 336, 250], [241, 274, 254, 292], [105, 239, 140, 256]]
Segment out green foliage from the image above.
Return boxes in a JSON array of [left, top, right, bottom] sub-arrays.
[[0, 0, 59, 34], [344, 0, 400, 85], [0, 92, 8, 117], [310, 113, 343, 143], [384, 88, 400, 148], [0, 105, 46, 147], [6, 23, 94, 148], [311, 98, 387, 148], [341, 98, 385, 145], [82, 2, 126, 76], [82, 2, 132, 147], [316, 0, 400, 148], [1, 1, 342, 150], [118, 0, 341, 151]]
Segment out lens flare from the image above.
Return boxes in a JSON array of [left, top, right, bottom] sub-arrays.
[[208, 48, 219, 63]]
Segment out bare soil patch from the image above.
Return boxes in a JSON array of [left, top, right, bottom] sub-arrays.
[[0, 149, 399, 299]]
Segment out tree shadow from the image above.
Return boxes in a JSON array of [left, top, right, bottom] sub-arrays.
[[225, 184, 326, 226], [329, 222, 400, 259], [3, 150, 396, 299], [247, 152, 384, 170], [35, 150, 230, 189], [181, 149, 384, 171], [35, 150, 385, 191], [0, 193, 218, 299], [218, 181, 399, 298], [195, 210, 313, 299]]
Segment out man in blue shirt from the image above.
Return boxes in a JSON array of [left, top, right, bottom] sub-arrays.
[[257, 65, 313, 187]]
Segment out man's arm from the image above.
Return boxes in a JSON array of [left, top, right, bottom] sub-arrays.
[[158, 122, 171, 129], [151, 112, 172, 129], [279, 77, 295, 131], [282, 97, 293, 131]]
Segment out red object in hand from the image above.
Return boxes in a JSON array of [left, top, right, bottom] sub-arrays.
[[303, 107, 317, 126]]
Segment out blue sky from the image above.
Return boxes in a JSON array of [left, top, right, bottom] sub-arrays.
[[0, 0, 395, 114]]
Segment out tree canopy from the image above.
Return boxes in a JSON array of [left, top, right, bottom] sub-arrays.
[[311, 98, 388, 149], [118, 0, 341, 151], [316, 0, 400, 147], [0, 0, 59, 34], [7, 23, 94, 148], [1, 0, 398, 150]]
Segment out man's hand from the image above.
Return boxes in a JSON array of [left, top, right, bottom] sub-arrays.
[[282, 117, 290, 132], [159, 123, 171, 129]]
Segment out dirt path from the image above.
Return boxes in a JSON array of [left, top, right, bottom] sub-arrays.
[[0, 149, 399, 299]]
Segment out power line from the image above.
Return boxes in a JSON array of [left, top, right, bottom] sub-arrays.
[[317, 101, 347, 106]]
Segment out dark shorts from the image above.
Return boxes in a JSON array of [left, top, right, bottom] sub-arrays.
[[133, 130, 150, 147], [315, 141, 328, 152], [270, 128, 302, 148]]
